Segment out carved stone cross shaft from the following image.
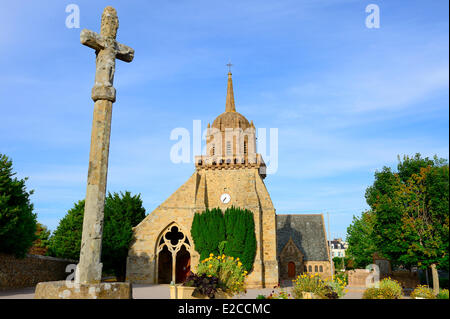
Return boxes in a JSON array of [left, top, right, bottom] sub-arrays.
[[76, 6, 134, 284]]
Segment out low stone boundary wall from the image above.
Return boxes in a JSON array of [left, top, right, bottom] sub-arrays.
[[347, 269, 370, 287], [388, 270, 419, 289], [0, 253, 76, 290], [347, 269, 419, 289]]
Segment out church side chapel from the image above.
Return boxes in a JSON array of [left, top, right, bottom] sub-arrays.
[[126, 71, 331, 288]]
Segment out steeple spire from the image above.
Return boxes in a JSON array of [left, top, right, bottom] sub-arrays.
[[225, 71, 236, 112]]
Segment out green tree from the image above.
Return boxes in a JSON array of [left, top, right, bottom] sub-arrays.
[[346, 211, 377, 268], [101, 191, 146, 281], [48, 192, 146, 281], [224, 206, 256, 272], [0, 154, 37, 257], [398, 164, 449, 293], [29, 223, 51, 255], [191, 208, 225, 260], [48, 200, 85, 260], [365, 154, 448, 292], [191, 206, 256, 271]]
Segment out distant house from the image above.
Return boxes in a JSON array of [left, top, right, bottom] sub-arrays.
[[328, 238, 348, 258]]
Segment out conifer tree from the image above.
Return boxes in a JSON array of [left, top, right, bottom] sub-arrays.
[[0, 154, 37, 257]]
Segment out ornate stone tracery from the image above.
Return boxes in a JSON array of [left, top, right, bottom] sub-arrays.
[[156, 223, 192, 284]]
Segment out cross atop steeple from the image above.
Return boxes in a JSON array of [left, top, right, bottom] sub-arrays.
[[226, 61, 233, 73]]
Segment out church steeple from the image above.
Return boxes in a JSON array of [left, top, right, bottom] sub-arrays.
[[225, 72, 236, 112]]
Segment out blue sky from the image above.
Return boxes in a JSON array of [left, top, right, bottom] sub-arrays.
[[0, 0, 448, 239]]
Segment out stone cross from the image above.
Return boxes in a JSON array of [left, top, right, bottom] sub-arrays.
[[76, 6, 134, 284]]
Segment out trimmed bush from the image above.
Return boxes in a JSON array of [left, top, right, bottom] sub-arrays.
[[191, 206, 256, 271], [191, 208, 225, 260]]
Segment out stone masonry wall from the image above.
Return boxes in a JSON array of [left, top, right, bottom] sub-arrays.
[[0, 253, 75, 290], [127, 167, 279, 288]]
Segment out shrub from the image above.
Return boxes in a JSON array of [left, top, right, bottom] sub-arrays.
[[378, 278, 403, 299], [223, 207, 256, 271], [363, 287, 384, 299], [197, 253, 247, 295], [191, 206, 257, 271], [411, 285, 436, 299], [191, 208, 225, 260], [437, 289, 449, 299], [363, 278, 403, 299]]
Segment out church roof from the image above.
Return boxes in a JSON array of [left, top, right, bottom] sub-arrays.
[[211, 72, 252, 130], [276, 214, 329, 261]]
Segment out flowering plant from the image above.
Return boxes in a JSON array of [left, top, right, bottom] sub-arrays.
[[196, 253, 247, 295], [363, 278, 403, 299], [326, 274, 348, 298], [410, 285, 436, 299], [292, 273, 348, 299], [292, 273, 326, 298]]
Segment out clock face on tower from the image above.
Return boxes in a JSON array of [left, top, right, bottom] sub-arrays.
[[220, 193, 231, 204]]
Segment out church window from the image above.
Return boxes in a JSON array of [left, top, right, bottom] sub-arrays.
[[308, 265, 312, 272], [314, 265, 318, 272], [319, 265, 323, 272], [304, 266, 307, 272]]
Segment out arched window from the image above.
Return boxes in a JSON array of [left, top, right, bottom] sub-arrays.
[[157, 224, 192, 284], [244, 141, 247, 154], [315, 265, 318, 272], [308, 265, 312, 272], [319, 265, 323, 272], [304, 266, 307, 272], [226, 141, 231, 155]]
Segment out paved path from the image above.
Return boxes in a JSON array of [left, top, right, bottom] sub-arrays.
[[0, 285, 369, 299], [0, 284, 282, 299]]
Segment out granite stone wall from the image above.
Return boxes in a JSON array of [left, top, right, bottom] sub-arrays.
[[0, 253, 76, 290]]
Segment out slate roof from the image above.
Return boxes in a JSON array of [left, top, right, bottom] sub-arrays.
[[276, 214, 329, 261]]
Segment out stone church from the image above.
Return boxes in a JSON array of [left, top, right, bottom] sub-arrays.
[[126, 72, 331, 288]]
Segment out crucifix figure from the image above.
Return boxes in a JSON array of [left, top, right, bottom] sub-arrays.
[[76, 6, 134, 285]]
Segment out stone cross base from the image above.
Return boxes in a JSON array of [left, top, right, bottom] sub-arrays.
[[34, 281, 132, 299]]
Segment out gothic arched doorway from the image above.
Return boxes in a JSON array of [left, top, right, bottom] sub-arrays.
[[156, 224, 192, 284], [176, 245, 191, 283], [158, 245, 172, 284], [288, 262, 296, 278]]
